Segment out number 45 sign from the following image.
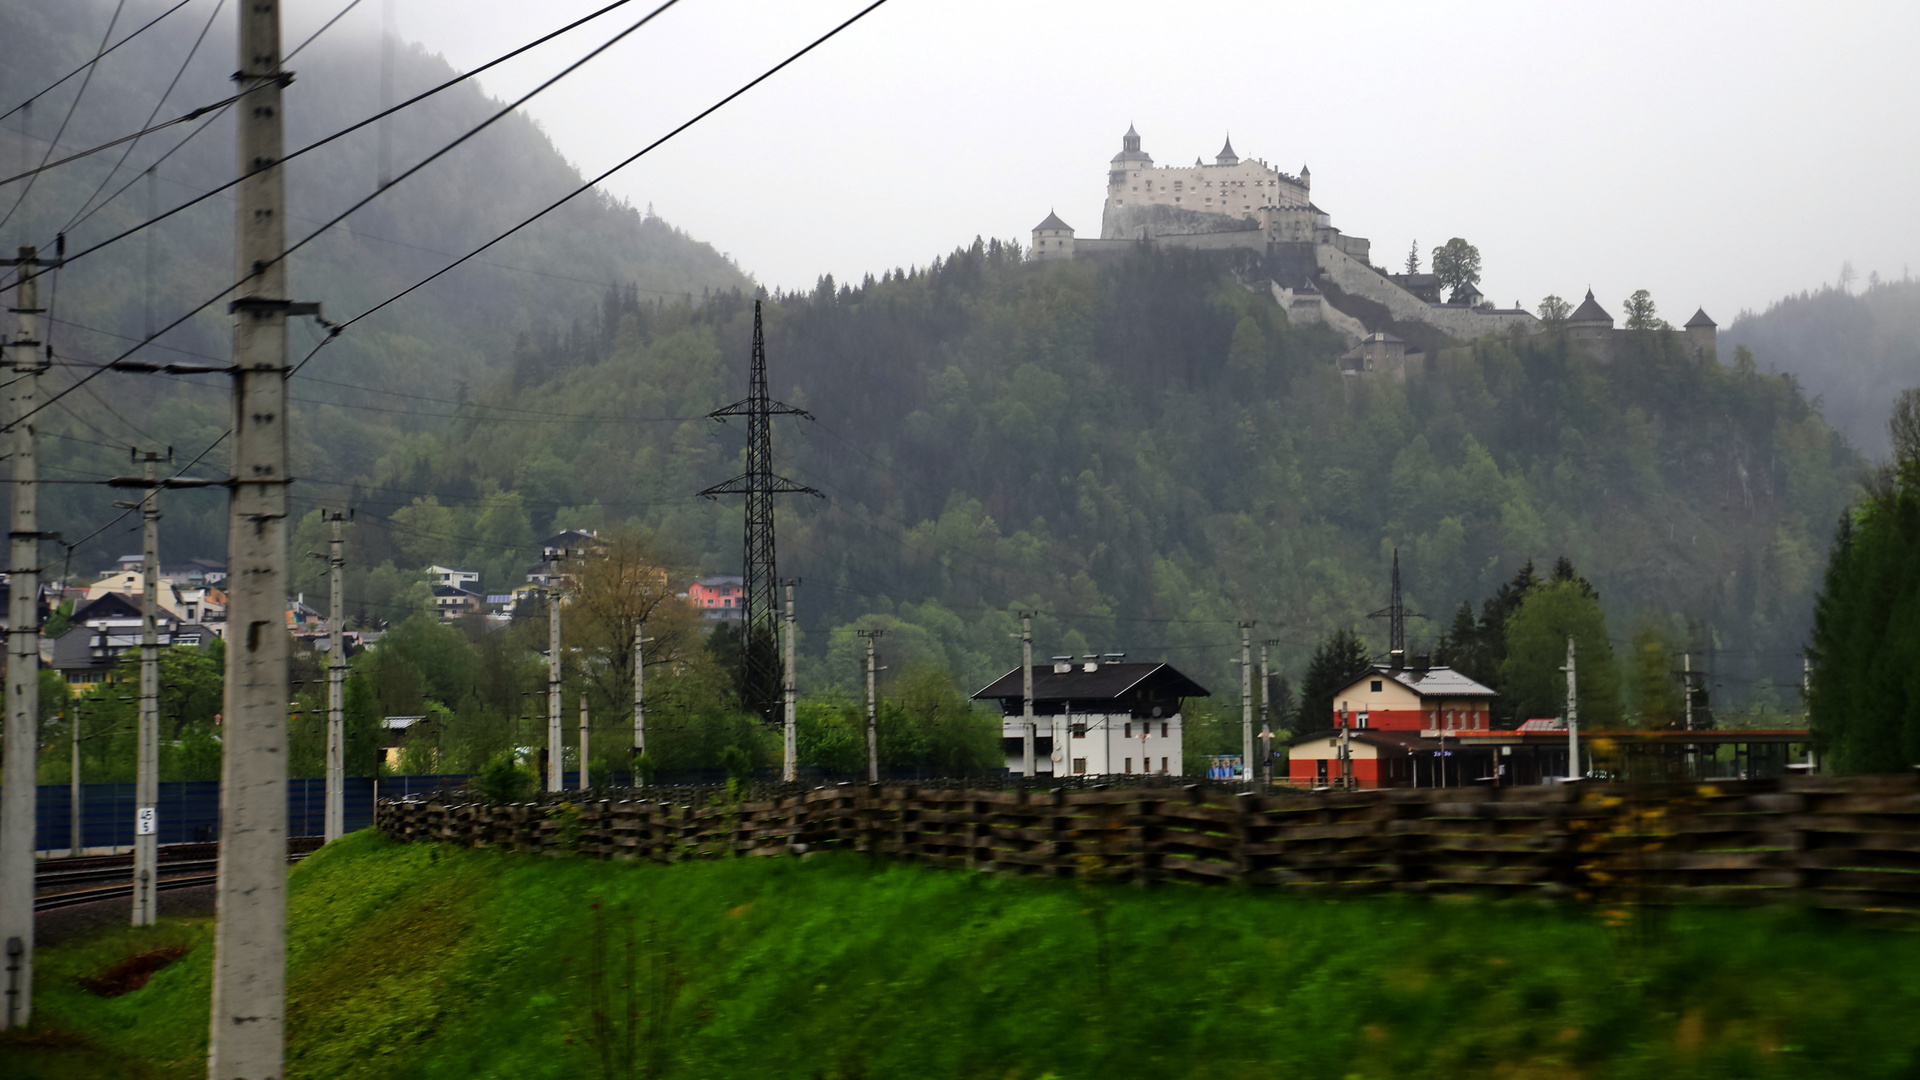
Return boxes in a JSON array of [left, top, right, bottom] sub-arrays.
[[136, 806, 156, 836]]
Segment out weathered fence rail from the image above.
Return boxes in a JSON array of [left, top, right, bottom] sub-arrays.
[[376, 775, 1920, 913]]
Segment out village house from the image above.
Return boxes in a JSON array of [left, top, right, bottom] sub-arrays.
[[686, 575, 745, 621], [1286, 652, 1497, 788], [49, 592, 212, 694], [973, 657, 1208, 778]]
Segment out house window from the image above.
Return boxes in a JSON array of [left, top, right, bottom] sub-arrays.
[[1125, 757, 1133, 773], [1371, 680, 1383, 692], [1161, 757, 1168, 772], [1123, 722, 1131, 738], [1073, 758, 1087, 775], [1071, 723, 1087, 738], [1161, 722, 1169, 738]]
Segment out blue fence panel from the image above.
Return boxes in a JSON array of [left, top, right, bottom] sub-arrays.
[[21, 773, 472, 852]]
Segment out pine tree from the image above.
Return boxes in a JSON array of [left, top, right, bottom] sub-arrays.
[[1405, 240, 1419, 275], [1809, 391, 1920, 771], [1299, 628, 1373, 731]]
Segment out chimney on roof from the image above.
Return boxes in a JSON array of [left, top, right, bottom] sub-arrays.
[[1052, 656, 1073, 674], [1389, 649, 1404, 672], [1412, 653, 1431, 673], [1081, 655, 1099, 673]]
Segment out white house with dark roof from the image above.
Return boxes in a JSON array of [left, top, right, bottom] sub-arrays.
[[973, 658, 1210, 778]]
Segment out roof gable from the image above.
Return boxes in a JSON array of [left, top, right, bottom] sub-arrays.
[[973, 662, 1210, 705]]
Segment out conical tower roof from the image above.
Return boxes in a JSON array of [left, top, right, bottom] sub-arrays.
[[1216, 135, 1238, 164], [1034, 210, 1072, 233], [1684, 307, 1716, 328], [1568, 288, 1613, 325]]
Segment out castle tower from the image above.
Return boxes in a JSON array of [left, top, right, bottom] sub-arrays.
[[1300, 163, 1310, 193], [1032, 211, 1075, 261], [1216, 136, 1239, 166], [1566, 288, 1616, 362], [1684, 307, 1717, 361]]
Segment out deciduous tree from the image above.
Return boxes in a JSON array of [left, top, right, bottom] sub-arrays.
[[1432, 238, 1481, 294]]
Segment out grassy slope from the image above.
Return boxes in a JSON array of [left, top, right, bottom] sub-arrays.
[[9, 832, 1920, 1079]]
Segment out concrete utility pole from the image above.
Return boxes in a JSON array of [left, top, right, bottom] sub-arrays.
[[548, 590, 563, 791], [70, 704, 82, 855], [1260, 638, 1276, 789], [322, 511, 346, 842], [1, 244, 48, 1030], [781, 579, 797, 782], [859, 629, 884, 782], [632, 619, 648, 772], [1803, 657, 1816, 773], [578, 695, 590, 791], [209, 0, 293, 1072], [1019, 613, 1035, 778], [1682, 652, 1694, 732], [1564, 636, 1580, 783], [134, 451, 162, 925], [1239, 622, 1254, 789]]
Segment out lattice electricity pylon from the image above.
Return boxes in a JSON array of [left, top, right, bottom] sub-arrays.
[[1367, 548, 1424, 658], [699, 301, 821, 723]]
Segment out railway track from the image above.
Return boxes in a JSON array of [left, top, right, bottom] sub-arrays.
[[34, 847, 314, 912]]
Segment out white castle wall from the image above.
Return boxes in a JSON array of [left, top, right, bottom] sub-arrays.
[[1104, 157, 1308, 239], [1315, 245, 1536, 337]]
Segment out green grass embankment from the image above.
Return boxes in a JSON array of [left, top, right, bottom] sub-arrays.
[[8, 831, 1920, 1079]]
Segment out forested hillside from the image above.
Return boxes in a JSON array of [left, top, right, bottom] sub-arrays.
[[0, 0, 748, 561], [1724, 277, 1920, 460], [348, 241, 1859, 707]]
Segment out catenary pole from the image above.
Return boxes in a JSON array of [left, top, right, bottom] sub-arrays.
[[1564, 636, 1580, 783], [1019, 613, 1034, 778], [324, 510, 345, 842], [1259, 638, 1274, 789], [1239, 622, 1254, 790], [781, 580, 797, 782], [208, 0, 293, 1072], [548, 588, 562, 791], [860, 629, 883, 782], [578, 694, 589, 791], [632, 618, 647, 769], [133, 451, 162, 925], [1, 245, 47, 1029], [70, 703, 82, 854]]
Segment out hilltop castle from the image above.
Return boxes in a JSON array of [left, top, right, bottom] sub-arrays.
[[1032, 127, 1720, 362]]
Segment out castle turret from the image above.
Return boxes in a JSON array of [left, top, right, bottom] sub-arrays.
[[1566, 288, 1616, 361], [1032, 211, 1074, 261], [1216, 136, 1239, 166], [1684, 307, 1717, 361], [1108, 124, 1153, 204], [1301, 163, 1310, 192]]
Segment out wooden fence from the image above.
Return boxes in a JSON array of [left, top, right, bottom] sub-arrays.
[[375, 774, 1920, 913]]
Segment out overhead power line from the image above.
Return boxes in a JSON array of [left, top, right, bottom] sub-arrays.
[[0, 0, 194, 127], [0, 0, 129, 234], [289, 0, 894, 380], [1, 0, 653, 295], [0, 0, 681, 433], [61, 0, 226, 232]]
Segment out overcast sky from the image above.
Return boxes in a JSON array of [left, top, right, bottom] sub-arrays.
[[294, 0, 1919, 324]]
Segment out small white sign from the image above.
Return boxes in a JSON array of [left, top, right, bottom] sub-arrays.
[[136, 806, 156, 836]]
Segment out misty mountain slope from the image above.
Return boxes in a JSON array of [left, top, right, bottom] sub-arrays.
[[0, 0, 749, 560], [1724, 279, 1920, 459], [344, 242, 1858, 699]]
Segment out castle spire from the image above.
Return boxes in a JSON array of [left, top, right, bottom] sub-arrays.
[[1216, 135, 1238, 166]]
